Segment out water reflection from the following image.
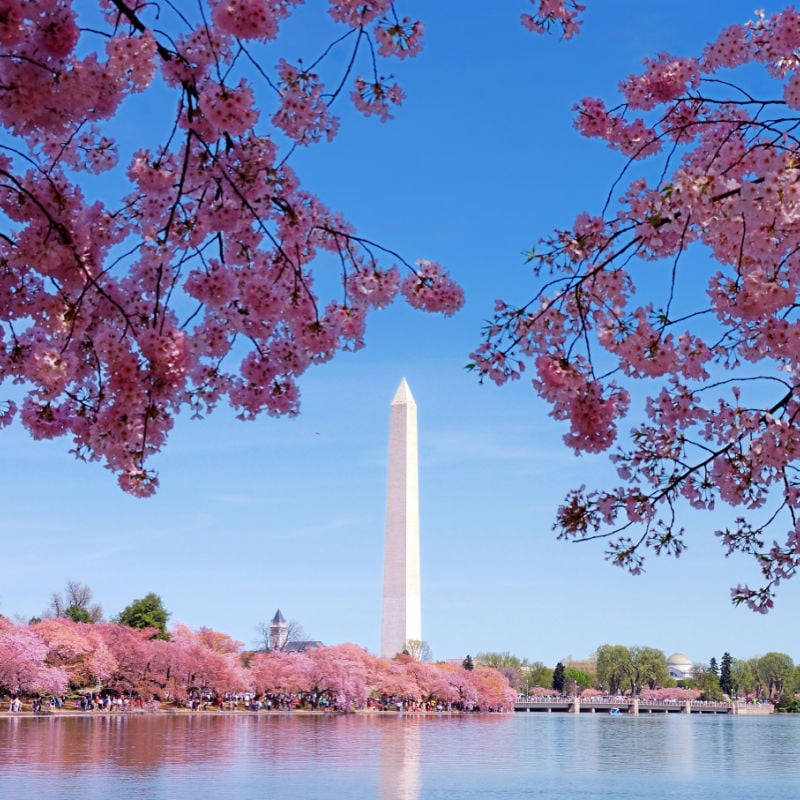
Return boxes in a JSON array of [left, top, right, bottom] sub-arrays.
[[0, 714, 239, 773], [378, 717, 420, 800], [1, 713, 800, 799]]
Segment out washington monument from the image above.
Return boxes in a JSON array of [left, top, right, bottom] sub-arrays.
[[380, 378, 422, 659]]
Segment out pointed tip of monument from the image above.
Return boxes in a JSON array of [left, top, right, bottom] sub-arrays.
[[392, 377, 416, 405]]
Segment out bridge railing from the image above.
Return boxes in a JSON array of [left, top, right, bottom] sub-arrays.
[[515, 696, 734, 712]]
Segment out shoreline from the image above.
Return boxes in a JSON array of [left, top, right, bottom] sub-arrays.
[[0, 707, 470, 718]]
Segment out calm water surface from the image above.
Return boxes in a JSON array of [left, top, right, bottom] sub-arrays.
[[1, 712, 799, 799]]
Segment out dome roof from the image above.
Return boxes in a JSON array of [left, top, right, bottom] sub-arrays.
[[667, 652, 692, 666]]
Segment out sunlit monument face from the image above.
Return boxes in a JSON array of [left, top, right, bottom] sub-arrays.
[[380, 378, 422, 660]]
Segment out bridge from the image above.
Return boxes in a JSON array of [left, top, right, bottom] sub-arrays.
[[513, 697, 765, 715]]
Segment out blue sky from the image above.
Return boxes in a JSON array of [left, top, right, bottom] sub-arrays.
[[3, 1, 800, 668]]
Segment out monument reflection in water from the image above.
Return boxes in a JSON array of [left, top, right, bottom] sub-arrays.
[[379, 717, 421, 800]]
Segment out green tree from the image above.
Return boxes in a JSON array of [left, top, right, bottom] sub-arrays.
[[730, 659, 756, 698], [462, 655, 474, 671], [719, 652, 733, 698], [65, 604, 91, 623], [630, 647, 669, 692], [748, 657, 766, 697], [475, 652, 525, 670], [565, 667, 594, 693], [117, 592, 170, 639], [552, 662, 566, 694], [596, 645, 633, 695], [691, 665, 723, 701], [756, 652, 795, 699], [791, 666, 800, 696], [525, 661, 554, 690], [709, 657, 719, 676], [596, 644, 667, 695]]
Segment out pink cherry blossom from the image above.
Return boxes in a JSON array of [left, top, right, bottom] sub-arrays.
[[351, 76, 406, 121], [521, 0, 585, 40], [400, 260, 465, 316], [474, 6, 800, 611], [0, 0, 462, 496]]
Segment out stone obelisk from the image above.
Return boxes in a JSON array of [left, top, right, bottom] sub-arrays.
[[380, 378, 421, 659]]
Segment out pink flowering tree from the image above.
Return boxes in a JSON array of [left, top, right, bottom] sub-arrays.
[[0, 618, 69, 695], [168, 624, 247, 698], [36, 617, 116, 689], [372, 656, 422, 701], [472, 7, 800, 611], [307, 643, 372, 708], [0, 0, 464, 496], [249, 649, 314, 696], [469, 665, 518, 709], [97, 622, 161, 695], [400, 658, 445, 703]]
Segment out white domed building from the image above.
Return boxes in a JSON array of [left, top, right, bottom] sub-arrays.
[[667, 652, 694, 680]]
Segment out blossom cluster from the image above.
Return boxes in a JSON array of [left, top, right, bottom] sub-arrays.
[[0, 0, 462, 495], [400, 260, 465, 316], [520, 0, 585, 40], [351, 77, 406, 122], [472, 6, 800, 610]]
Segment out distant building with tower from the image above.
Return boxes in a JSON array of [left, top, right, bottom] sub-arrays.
[[268, 608, 321, 653], [380, 378, 422, 659], [269, 609, 288, 651]]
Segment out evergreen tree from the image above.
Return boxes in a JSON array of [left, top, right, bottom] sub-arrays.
[[719, 652, 734, 698], [552, 662, 567, 694], [462, 655, 474, 671], [709, 657, 719, 675]]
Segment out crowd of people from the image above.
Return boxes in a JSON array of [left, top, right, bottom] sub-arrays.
[[2, 689, 509, 715]]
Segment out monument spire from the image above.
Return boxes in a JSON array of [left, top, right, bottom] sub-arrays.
[[380, 378, 422, 659]]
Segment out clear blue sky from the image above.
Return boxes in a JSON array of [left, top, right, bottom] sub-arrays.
[[3, 1, 799, 668]]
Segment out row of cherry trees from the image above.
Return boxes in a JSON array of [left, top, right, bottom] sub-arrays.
[[0, 617, 516, 710]]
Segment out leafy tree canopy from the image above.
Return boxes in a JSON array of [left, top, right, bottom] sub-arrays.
[[475, 652, 527, 670], [525, 661, 555, 689], [66, 605, 92, 624], [565, 667, 594, 691], [117, 592, 170, 639]]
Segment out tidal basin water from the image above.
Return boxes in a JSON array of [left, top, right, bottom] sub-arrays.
[[1, 712, 799, 799]]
